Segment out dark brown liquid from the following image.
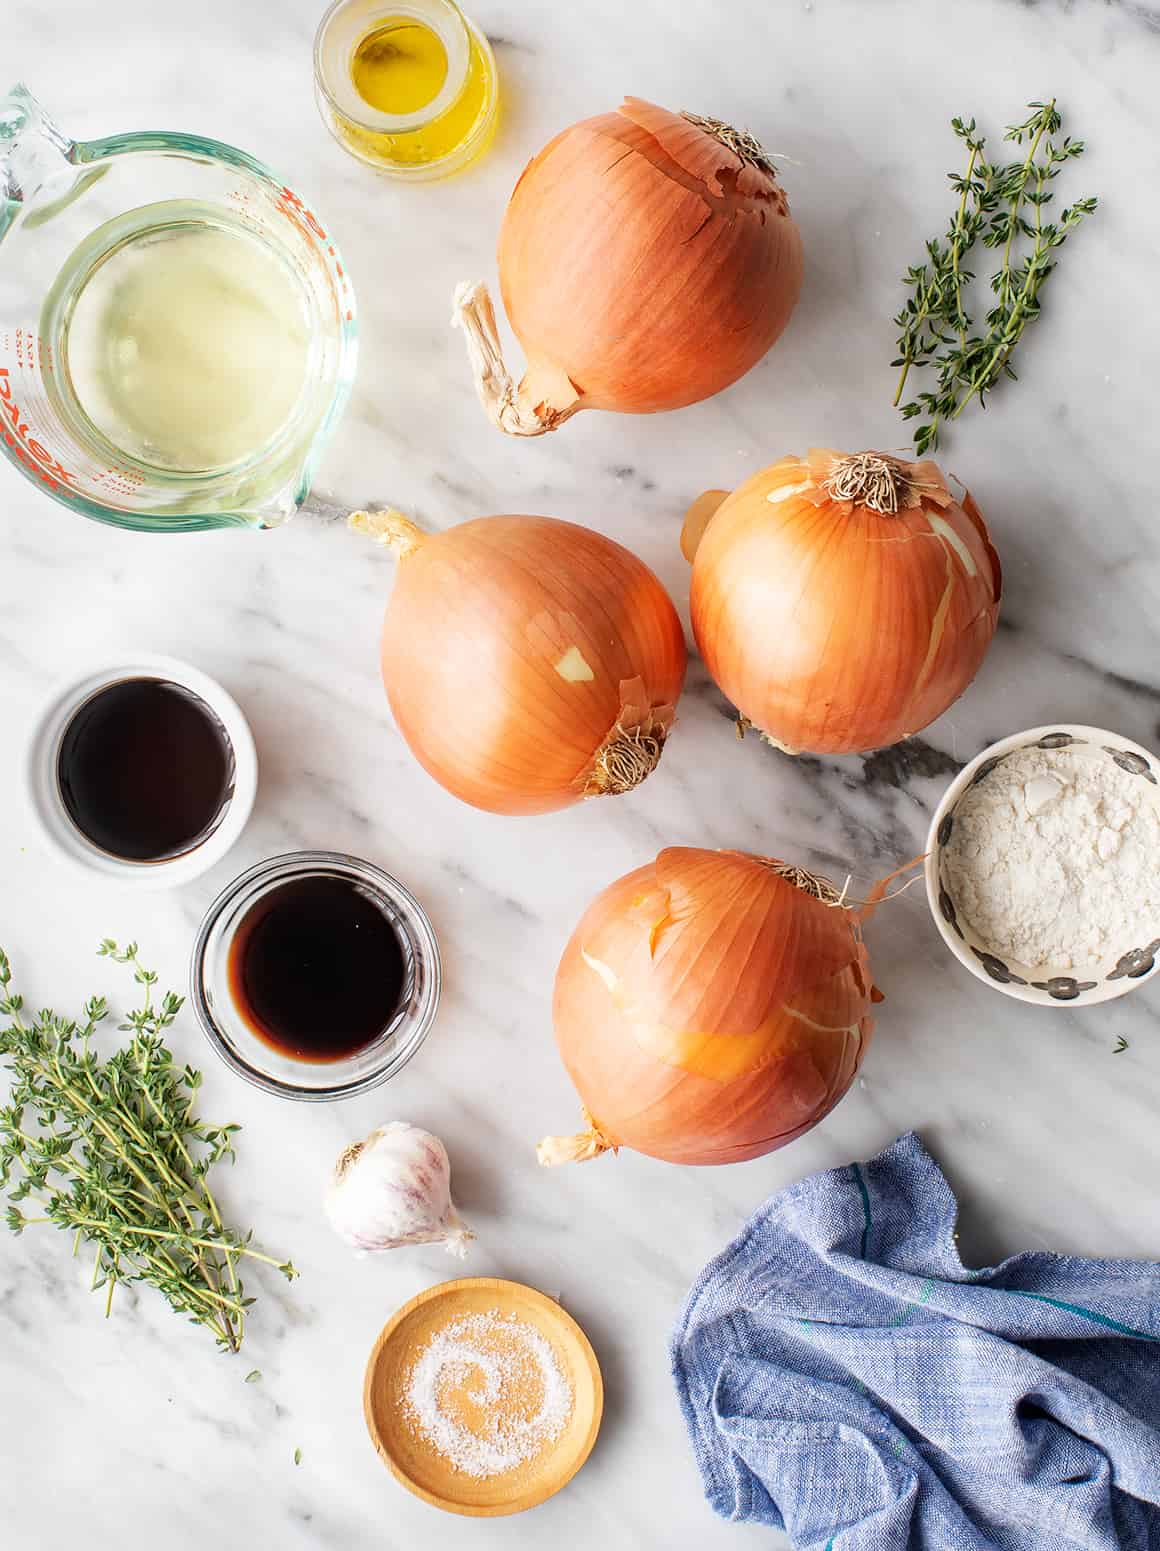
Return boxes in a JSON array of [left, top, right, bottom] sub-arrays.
[[57, 677, 233, 862], [227, 875, 407, 1062]]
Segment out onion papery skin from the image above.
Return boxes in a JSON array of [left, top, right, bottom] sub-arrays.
[[688, 450, 1001, 755], [378, 514, 688, 815], [459, 98, 802, 434], [547, 848, 876, 1166]]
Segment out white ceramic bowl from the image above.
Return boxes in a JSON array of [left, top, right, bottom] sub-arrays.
[[925, 723, 1160, 1007], [25, 653, 257, 890]]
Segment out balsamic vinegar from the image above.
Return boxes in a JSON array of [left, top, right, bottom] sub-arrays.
[[57, 677, 233, 862], [228, 875, 407, 1062]]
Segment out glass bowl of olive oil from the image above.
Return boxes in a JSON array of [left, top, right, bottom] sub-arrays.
[[314, 0, 498, 178]]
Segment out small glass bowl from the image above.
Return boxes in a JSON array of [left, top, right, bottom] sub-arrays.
[[313, 0, 498, 180], [191, 851, 441, 1100]]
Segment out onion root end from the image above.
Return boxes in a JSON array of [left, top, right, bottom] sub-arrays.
[[680, 112, 779, 180], [585, 724, 666, 797]]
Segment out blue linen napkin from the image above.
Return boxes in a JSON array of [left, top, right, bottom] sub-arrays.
[[670, 1133, 1160, 1550]]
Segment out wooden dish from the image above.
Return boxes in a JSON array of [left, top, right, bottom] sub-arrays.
[[363, 1276, 603, 1517]]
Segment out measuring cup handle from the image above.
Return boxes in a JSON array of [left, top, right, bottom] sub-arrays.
[[0, 84, 78, 240]]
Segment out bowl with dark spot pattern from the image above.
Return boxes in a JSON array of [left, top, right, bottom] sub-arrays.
[[925, 724, 1160, 1007]]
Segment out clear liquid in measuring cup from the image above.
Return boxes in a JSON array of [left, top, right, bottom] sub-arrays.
[[44, 201, 313, 475]]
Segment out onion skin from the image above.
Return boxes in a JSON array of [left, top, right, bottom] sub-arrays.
[[687, 450, 1001, 755], [456, 98, 803, 434], [361, 511, 687, 816], [543, 848, 877, 1167]]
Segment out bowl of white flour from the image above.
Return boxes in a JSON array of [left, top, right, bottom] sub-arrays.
[[926, 725, 1160, 1006]]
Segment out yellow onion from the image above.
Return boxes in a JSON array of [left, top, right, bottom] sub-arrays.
[[453, 98, 803, 436], [539, 848, 878, 1167], [351, 509, 687, 815], [685, 449, 1001, 755]]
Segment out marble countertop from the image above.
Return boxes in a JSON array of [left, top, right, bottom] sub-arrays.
[[4, 1, 1160, 1546]]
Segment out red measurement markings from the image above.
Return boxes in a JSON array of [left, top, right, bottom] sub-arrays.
[[277, 185, 328, 241], [0, 366, 79, 494], [93, 465, 147, 499], [276, 188, 354, 306]]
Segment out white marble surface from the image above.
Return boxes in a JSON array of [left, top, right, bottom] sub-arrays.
[[3, 1, 1160, 1546]]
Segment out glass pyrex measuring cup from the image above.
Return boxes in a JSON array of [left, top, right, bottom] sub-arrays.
[[0, 85, 358, 532]]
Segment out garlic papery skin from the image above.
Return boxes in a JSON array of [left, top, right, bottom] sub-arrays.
[[325, 1122, 473, 1257]]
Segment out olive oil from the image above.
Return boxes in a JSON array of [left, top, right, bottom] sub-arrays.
[[314, 0, 498, 178], [351, 19, 449, 114]]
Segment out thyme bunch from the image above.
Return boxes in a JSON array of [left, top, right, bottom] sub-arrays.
[[893, 100, 1097, 454], [0, 941, 296, 1353]]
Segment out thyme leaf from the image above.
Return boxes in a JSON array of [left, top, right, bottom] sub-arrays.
[[893, 100, 1097, 454], [0, 942, 297, 1353]]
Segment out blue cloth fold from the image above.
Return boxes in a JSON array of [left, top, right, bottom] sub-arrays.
[[670, 1133, 1160, 1550]]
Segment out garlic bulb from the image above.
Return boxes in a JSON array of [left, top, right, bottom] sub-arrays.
[[325, 1122, 473, 1257]]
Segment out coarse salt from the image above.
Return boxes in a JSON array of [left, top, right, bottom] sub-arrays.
[[404, 1310, 573, 1478], [942, 744, 1160, 970]]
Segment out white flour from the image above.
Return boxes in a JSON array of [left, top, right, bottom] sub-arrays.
[[942, 744, 1160, 970], [404, 1310, 572, 1478]]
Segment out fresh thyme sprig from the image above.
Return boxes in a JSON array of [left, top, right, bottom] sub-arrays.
[[0, 942, 297, 1353], [893, 100, 1097, 454]]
